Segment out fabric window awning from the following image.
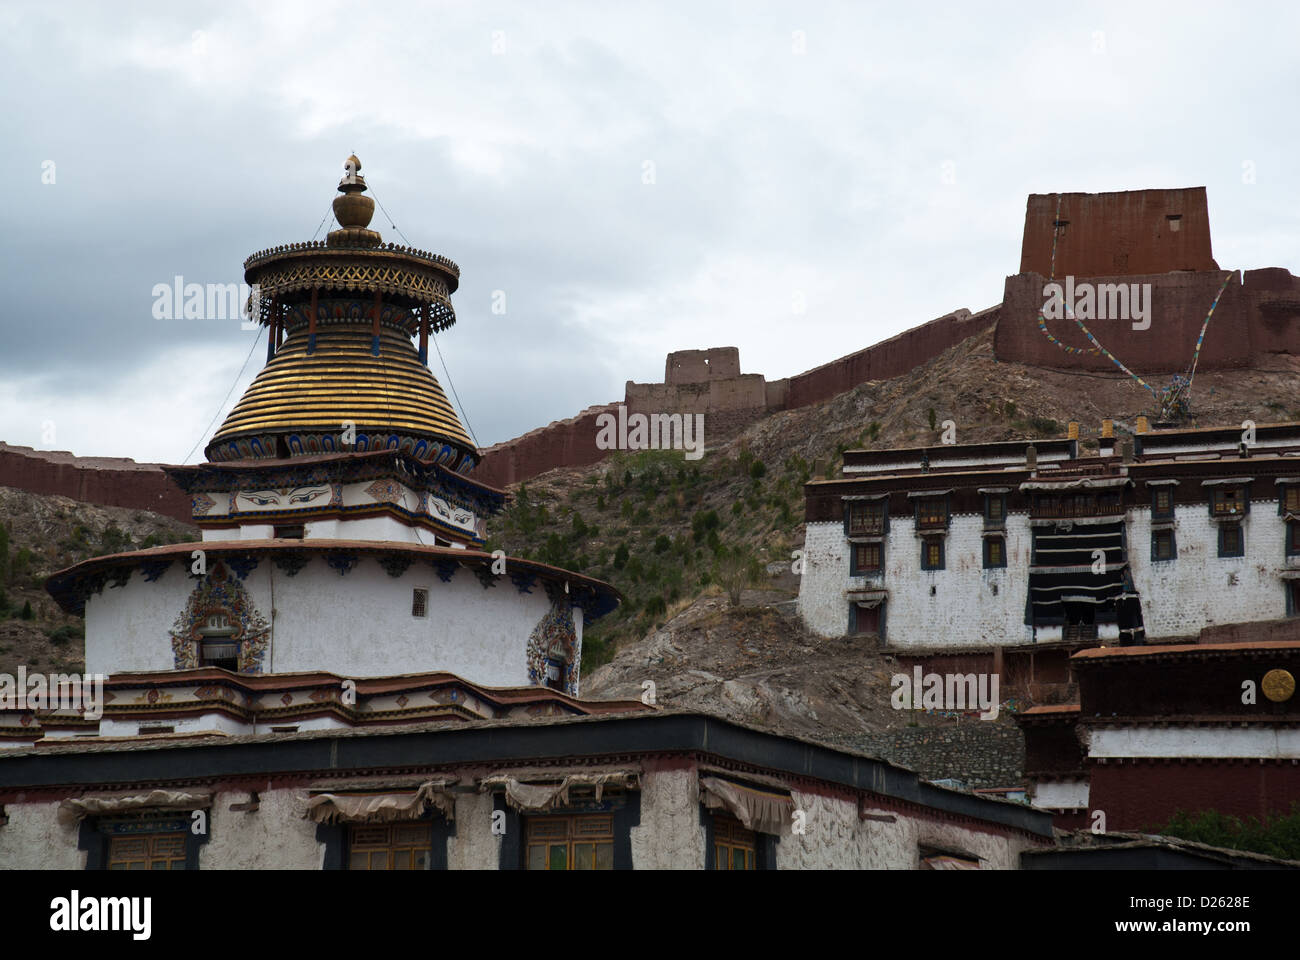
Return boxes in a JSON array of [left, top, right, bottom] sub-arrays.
[[305, 778, 457, 824], [1020, 477, 1129, 491], [57, 789, 213, 826], [699, 775, 793, 836], [921, 853, 981, 870], [478, 770, 638, 812]]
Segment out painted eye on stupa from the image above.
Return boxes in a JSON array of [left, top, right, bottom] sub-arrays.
[[241, 492, 279, 506], [288, 486, 329, 504]]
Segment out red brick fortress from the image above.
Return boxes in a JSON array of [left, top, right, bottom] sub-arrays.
[[995, 188, 1300, 374]]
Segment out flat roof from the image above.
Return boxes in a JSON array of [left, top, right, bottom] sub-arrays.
[[0, 710, 1056, 838]]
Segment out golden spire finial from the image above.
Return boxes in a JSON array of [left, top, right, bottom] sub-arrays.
[[331, 154, 376, 239]]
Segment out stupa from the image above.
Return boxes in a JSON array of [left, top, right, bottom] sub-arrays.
[[35, 158, 624, 742]]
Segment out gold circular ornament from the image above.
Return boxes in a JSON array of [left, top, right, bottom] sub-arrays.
[[1262, 669, 1296, 703]]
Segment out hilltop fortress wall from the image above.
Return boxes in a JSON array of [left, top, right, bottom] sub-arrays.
[[471, 306, 997, 487], [4, 187, 1297, 501], [997, 188, 1300, 373], [0, 443, 192, 522], [474, 188, 1299, 487]]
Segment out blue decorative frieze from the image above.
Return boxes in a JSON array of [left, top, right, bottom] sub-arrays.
[[378, 555, 413, 578], [273, 553, 309, 577], [325, 552, 359, 576], [140, 558, 174, 583], [227, 556, 260, 581]]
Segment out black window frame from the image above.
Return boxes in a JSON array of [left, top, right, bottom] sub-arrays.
[[79, 814, 209, 871], [983, 493, 1007, 528], [496, 791, 640, 870], [1287, 520, 1300, 558], [983, 535, 1007, 569], [1210, 486, 1249, 518], [1218, 523, 1244, 558], [1151, 528, 1177, 561], [915, 496, 949, 531], [318, 810, 452, 871], [844, 499, 887, 537], [849, 540, 883, 576], [1151, 487, 1174, 519], [700, 808, 778, 870], [921, 537, 945, 571]]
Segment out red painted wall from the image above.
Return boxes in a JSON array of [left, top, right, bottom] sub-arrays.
[[994, 267, 1300, 374], [0, 443, 191, 522], [1090, 760, 1300, 830], [471, 308, 1000, 488], [782, 308, 997, 409], [471, 402, 621, 489], [1020, 188, 1218, 278]]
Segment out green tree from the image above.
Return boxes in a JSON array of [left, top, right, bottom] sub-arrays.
[[714, 544, 762, 607], [19, 600, 33, 621]]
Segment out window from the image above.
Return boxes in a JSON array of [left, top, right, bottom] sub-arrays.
[[1218, 524, 1244, 558], [1152, 529, 1177, 561], [197, 611, 239, 670], [852, 542, 882, 575], [917, 497, 948, 529], [107, 832, 187, 870], [984, 494, 1006, 527], [1151, 488, 1173, 518], [850, 601, 883, 637], [1284, 486, 1300, 516], [526, 814, 614, 870], [274, 523, 305, 539], [411, 588, 428, 618], [1289, 582, 1300, 618], [922, 538, 945, 571], [1288, 521, 1300, 558], [847, 501, 885, 536], [348, 823, 432, 870], [984, 537, 1006, 569], [711, 815, 756, 870], [1212, 487, 1247, 517]]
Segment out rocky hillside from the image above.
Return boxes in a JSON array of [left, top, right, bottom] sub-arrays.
[[491, 326, 1300, 784], [497, 326, 1300, 667], [584, 594, 1025, 787], [2, 324, 1296, 786], [0, 487, 195, 676]]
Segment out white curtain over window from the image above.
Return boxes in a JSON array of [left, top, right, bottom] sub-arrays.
[[478, 770, 639, 812], [57, 789, 213, 826], [305, 778, 458, 824]]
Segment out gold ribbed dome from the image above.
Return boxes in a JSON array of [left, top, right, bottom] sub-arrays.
[[206, 323, 476, 469]]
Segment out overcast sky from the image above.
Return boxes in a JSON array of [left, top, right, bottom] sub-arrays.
[[2, 1, 1298, 464]]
